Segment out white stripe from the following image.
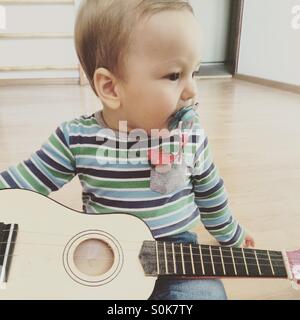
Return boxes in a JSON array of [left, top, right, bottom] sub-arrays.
[[75, 154, 149, 164], [76, 165, 149, 172], [83, 173, 148, 182]]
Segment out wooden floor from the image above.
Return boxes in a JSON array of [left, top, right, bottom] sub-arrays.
[[0, 78, 300, 300]]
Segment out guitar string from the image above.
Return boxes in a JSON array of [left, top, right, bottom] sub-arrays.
[[0, 243, 288, 264], [0, 251, 288, 269], [0, 237, 285, 260], [0, 237, 287, 261], [0, 229, 295, 259], [0, 230, 286, 259]]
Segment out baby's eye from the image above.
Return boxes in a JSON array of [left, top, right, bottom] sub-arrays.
[[168, 73, 180, 81]]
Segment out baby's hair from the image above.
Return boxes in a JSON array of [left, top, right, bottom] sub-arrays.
[[74, 0, 194, 96]]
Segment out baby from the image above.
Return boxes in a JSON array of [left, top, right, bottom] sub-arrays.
[[0, 0, 254, 300]]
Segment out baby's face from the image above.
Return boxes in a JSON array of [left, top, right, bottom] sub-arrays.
[[118, 9, 201, 134]]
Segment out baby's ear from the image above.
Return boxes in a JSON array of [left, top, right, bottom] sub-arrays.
[[93, 67, 121, 110]]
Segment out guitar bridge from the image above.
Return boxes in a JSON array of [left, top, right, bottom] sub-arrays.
[[0, 223, 18, 285]]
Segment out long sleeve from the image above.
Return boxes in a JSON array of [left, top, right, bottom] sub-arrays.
[[0, 121, 76, 196], [168, 105, 246, 247], [191, 132, 245, 247]]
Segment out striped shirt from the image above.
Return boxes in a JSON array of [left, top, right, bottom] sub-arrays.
[[0, 109, 245, 245]]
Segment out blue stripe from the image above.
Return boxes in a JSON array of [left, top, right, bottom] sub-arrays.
[[82, 188, 192, 209], [36, 150, 74, 174], [1, 171, 19, 188], [198, 199, 228, 213], [146, 202, 197, 229], [194, 179, 224, 196], [77, 166, 150, 179], [204, 216, 233, 230], [152, 208, 200, 238], [55, 127, 69, 148], [218, 224, 243, 246], [24, 159, 59, 191]]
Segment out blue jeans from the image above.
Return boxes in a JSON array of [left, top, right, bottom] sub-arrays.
[[148, 231, 228, 300]]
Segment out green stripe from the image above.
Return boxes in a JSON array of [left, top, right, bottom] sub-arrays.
[[43, 163, 74, 181], [17, 163, 49, 195], [195, 187, 224, 200], [81, 175, 149, 189], [125, 194, 195, 219], [193, 167, 218, 185], [200, 207, 230, 220], [172, 216, 200, 235], [71, 145, 195, 159], [0, 179, 7, 189], [89, 201, 120, 214], [194, 192, 226, 207], [85, 193, 195, 219], [207, 221, 236, 236], [233, 229, 245, 247], [79, 118, 98, 126], [49, 134, 74, 163]]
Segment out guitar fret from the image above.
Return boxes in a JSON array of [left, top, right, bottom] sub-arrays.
[[172, 243, 177, 274], [219, 247, 226, 275], [254, 250, 262, 276], [230, 247, 237, 276], [199, 245, 205, 275], [241, 248, 249, 276], [180, 243, 186, 275], [155, 241, 160, 275], [163, 242, 168, 274], [267, 250, 275, 276], [200, 245, 214, 275], [190, 244, 195, 275], [209, 246, 216, 275]]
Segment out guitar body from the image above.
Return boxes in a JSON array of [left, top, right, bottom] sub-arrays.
[[0, 189, 156, 300]]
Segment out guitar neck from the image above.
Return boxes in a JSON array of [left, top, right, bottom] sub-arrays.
[[139, 241, 288, 279]]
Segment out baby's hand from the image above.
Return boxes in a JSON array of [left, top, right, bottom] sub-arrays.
[[243, 232, 255, 248]]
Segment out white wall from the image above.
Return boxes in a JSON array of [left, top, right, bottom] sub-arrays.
[[0, 3, 79, 80], [238, 0, 300, 86], [190, 0, 232, 63]]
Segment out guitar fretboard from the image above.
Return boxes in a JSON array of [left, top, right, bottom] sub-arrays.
[[139, 241, 288, 278]]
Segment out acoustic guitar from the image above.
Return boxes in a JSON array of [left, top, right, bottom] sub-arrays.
[[0, 189, 299, 299]]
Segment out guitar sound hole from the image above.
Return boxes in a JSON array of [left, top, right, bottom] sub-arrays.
[[73, 239, 114, 276]]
